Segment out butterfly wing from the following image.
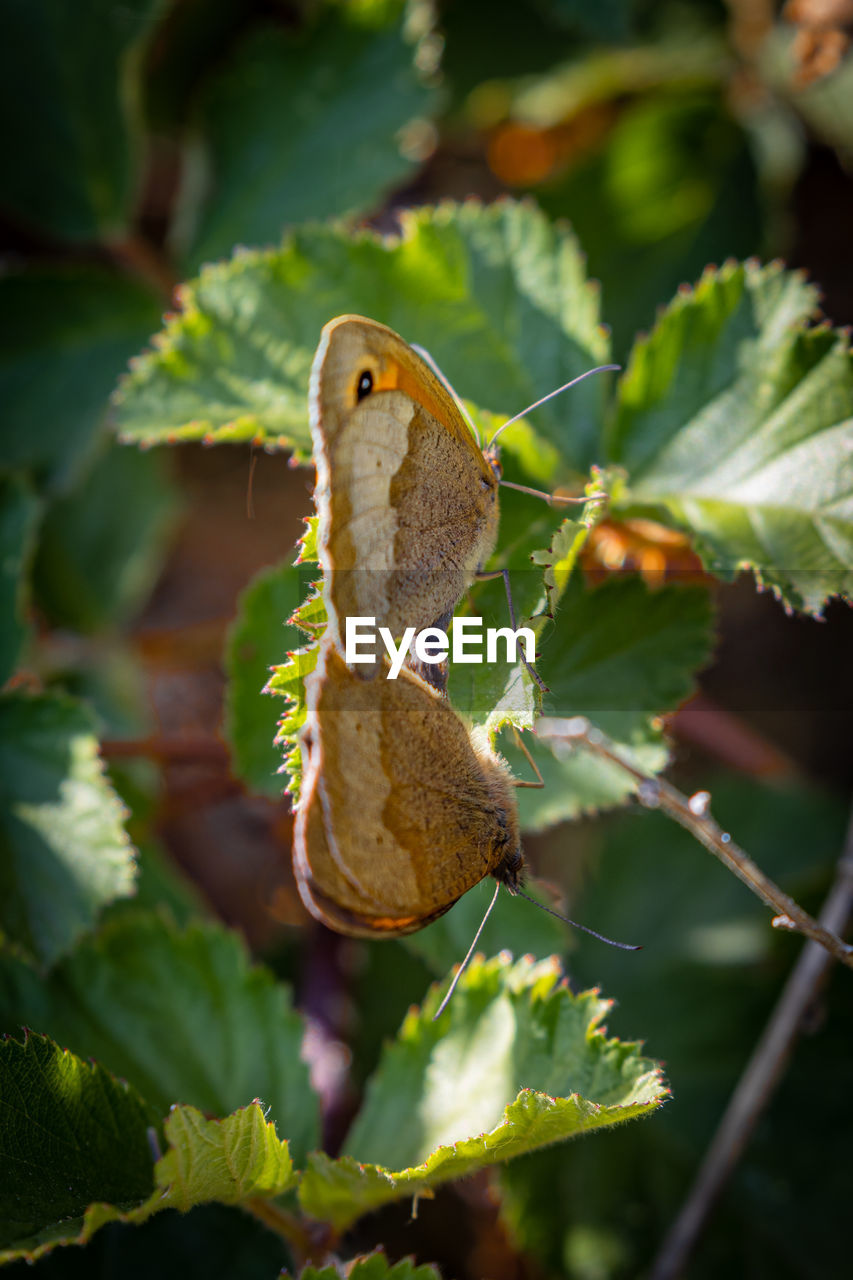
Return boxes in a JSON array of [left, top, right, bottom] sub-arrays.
[[310, 316, 500, 651], [293, 644, 520, 937]]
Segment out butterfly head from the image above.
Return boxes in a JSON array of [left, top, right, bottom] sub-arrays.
[[498, 843, 524, 894], [482, 442, 503, 483]]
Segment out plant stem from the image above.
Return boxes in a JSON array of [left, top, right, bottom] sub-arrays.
[[535, 717, 853, 971], [100, 735, 229, 764], [244, 1197, 334, 1265], [647, 804, 853, 1279], [108, 234, 177, 298]]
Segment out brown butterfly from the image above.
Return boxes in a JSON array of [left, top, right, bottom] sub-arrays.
[[309, 314, 614, 689], [293, 639, 523, 937], [310, 315, 503, 679]]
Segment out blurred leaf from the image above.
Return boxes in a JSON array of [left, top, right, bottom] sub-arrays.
[[0, 1031, 156, 1259], [0, 475, 41, 683], [610, 260, 853, 613], [182, 6, 440, 269], [762, 27, 853, 158], [293, 1254, 440, 1280], [224, 561, 313, 798], [0, 269, 162, 490], [440, 0, 577, 102], [115, 200, 610, 470], [0, 912, 320, 1165], [299, 954, 665, 1231], [104, 841, 210, 929], [0, 691, 136, 967], [1, 1082, 294, 1265], [537, 89, 762, 360], [33, 443, 180, 633], [534, 0, 631, 41], [46, 646, 152, 742], [538, 575, 713, 735], [499, 777, 851, 1277], [141, 0, 247, 132], [0, 0, 164, 240], [505, 574, 714, 828]]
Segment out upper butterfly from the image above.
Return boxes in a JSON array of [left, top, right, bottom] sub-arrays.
[[309, 315, 501, 675]]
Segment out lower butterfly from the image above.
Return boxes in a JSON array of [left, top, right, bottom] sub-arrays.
[[293, 639, 523, 937]]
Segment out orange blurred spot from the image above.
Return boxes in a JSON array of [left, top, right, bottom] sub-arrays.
[[487, 103, 620, 187], [582, 517, 706, 587], [488, 123, 557, 185]]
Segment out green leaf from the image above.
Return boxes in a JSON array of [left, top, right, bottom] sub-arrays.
[[267, 642, 322, 807], [0, 691, 136, 967], [146, 1103, 293, 1205], [0, 0, 164, 240], [0, 1031, 156, 1259], [0, 475, 41, 684], [609, 260, 853, 614], [115, 200, 610, 470], [224, 561, 315, 798], [263, 523, 325, 803], [33, 442, 180, 633], [448, 477, 610, 735], [182, 6, 440, 269], [292, 1253, 441, 1280], [0, 1056, 294, 1265], [0, 912, 319, 1165], [298, 954, 665, 1231], [0, 268, 163, 489], [505, 574, 715, 828]]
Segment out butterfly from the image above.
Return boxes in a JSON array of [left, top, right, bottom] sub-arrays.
[[309, 315, 503, 680], [293, 638, 523, 936], [309, 314, 614, 689]]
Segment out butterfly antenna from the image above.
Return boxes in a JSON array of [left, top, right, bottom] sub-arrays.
[[487, 364, 621, 448], [411, 342, 482, 449], [433, 880, 501, 1021], [498, 478, 608, 506], [513, 887, 641, 951]]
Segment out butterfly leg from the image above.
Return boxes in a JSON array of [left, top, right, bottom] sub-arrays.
[[511, 726, 545, 788], [474, 567, 550, 694]]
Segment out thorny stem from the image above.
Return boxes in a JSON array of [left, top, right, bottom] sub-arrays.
[[244, 1197, 336, 1265], [648, 805, 853, 1280], [535, 717, 853, 971]]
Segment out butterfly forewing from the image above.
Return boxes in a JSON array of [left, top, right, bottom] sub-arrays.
[[310, 315, 500, 658]]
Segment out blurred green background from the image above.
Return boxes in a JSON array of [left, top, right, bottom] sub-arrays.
[[2, 1, 852, 1276]]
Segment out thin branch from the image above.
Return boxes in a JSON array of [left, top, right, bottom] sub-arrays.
[[535, 717, 853, 971], [107, 234, 177, 298], [100, 736, 229, 764], [648, 804, 853, 1280]]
